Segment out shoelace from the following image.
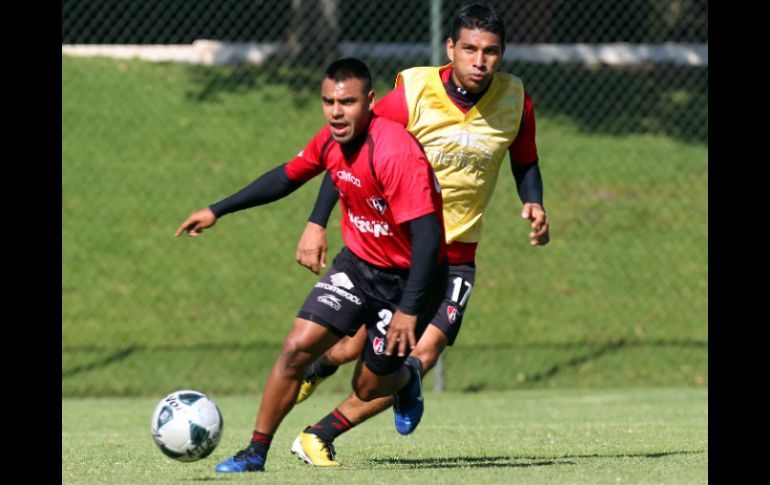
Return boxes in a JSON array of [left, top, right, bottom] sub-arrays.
[[306, 431, 336, 460], [326, 442, 336, 460], [233, 446, 260, 461]]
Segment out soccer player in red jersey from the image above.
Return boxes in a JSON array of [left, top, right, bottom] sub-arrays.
[[290, 3, 550, 466], [175, 58, 448, 472]]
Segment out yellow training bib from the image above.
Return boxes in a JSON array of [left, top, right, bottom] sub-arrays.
[[397, 65, 525, 243]]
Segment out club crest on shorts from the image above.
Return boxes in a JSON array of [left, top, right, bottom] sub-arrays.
[[372, 336, 385, 355], [447, 305, 459, 324]]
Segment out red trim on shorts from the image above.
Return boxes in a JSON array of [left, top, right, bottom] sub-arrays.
[[447, 241, 477, 264]]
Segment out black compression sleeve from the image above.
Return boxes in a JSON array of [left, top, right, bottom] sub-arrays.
[[209, 164, 304, 218], [398, 213, 443, 315], [307, 171, 339, 228], [510, 159, 544, 207]]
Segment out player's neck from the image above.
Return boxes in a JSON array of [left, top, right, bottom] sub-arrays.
[[445, 69, 488, 110]]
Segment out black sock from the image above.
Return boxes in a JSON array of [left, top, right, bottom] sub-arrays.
[[405, 355, 424, 378], [249, 430, 272, 456], [318, 362, 339, 378], [397, 369, 416, 400], [396, 358, 422, 401], [305, 408, 354, 442], [307, 359, 339, 378]]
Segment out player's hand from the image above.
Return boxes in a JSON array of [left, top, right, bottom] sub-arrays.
[[385, 310, 417, 357], [175, 207, 217, 237], [295, 222, 328, 274], [521, 202, 550, 246]]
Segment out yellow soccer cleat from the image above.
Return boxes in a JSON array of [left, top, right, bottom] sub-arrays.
[[291, 431, 341, 467], [296, 374, 328, 404]]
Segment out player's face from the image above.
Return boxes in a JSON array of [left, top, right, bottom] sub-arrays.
[[446, 27, 503, 94], [321, 77, 375, 144]]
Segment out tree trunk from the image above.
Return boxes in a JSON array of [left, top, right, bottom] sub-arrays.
[[282, 0, 340, 67]]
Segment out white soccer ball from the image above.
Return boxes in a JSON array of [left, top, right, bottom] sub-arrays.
[[150, 389, 224, 462]]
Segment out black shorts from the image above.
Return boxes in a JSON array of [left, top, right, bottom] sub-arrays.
[[298, 246, 448, 376], [429, 262, 477, 346]]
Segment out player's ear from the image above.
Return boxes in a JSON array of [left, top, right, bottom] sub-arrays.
[[446, 37, 455, 62], [367, 90, 375, 109]]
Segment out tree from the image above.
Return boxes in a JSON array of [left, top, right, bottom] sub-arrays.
[[281, 0, 340, 67]]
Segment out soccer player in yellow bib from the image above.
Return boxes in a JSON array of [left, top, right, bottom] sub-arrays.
[[289, 3, 550, 466]]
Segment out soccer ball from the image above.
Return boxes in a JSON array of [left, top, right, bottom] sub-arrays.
[[150, 389, 224, 462]]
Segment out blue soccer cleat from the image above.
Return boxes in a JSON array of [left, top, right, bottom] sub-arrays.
[[393, 357, 424, 435], [215, 445, 266, 473]]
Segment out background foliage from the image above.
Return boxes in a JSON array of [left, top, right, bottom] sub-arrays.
[[62, 0, 707, 396]]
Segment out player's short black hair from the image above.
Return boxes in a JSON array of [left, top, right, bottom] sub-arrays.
[[324, 58, 372, 93], [450, 3, 506, 47]]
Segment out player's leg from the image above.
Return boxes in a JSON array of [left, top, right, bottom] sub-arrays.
[[292, 263, 472, 465], [292, 354, 418, 467], [296, 325, 366, 403], [326, 325, 368, 364], [406, 261, 474, 374], [330, 326, 447, 425], [216, 318, 340, 472], [292, 329, 450, 465], [409, 324, 449, 373], [218, 248, 369, 473], [293, 262, 449, 465], [254, 319, 341, 433]]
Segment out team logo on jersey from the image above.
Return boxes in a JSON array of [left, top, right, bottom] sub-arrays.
[[447, 305, 459, 324], [329, 272, 354, 289], [423, 131, 496, 172], [347, 210, 391, 237], [372, 337, 385, 355], [317, 294, 342, 311], [336, 170, 362, 187], [366, 196, 388, 215], [427, 132, 494, 156]]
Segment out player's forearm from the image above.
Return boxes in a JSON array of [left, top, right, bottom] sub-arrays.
[[511, 160, 544, 207], [307, 171, 339, 228], [399, 213, 443, 315], [209, 164, 304, 217]]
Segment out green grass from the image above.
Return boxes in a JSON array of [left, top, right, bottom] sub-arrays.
[[62, 387, 707, 484], [62, 56, 707, 395]]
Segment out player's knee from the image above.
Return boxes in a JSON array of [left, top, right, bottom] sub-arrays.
[[278, 337, 314, 378], [411, 348, 439, 373], [327, 338, 361, 365], [411, 335, 447, 373], [351, 375, 379, 401]]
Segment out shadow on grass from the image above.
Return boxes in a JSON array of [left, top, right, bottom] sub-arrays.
[[369, 449, 704, 469], [61, 346, 140, 379], [182, 59, 417, 107], [183, 59, 706, 146], [61, 338, 707, 381], [184, 63, 317, 106], [370, 455, 570, 469]]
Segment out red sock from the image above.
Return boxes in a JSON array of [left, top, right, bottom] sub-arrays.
[[249, 430, 273, 455]]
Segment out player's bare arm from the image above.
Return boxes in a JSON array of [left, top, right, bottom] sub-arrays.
[[175, 207, 217, 237], [521, 202, 550, 246], [295, 222, 328, 274]]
